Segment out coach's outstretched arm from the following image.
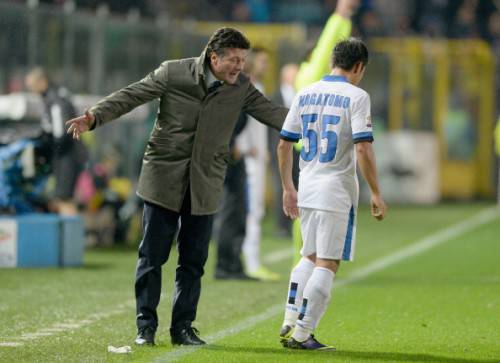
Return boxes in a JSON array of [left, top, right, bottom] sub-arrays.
[[277, 139, 299, 219], [356, 141, 386, 220], [66, 62, 169, 139]]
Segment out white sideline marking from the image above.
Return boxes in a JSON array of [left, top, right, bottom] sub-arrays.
[[38, 328, 67, 333], [0, 342, 24, 347], [1, 300, 135, 346], [263, 248, 293, 263], [155, 207, 499, 362], [336, 207, 499, 288], [53, 323, 82, 329], [152, 305, 282, 363], [0, 292, 173, 347], [20, 332, 53, 339]]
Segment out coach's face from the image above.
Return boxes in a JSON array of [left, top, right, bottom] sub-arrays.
[[210, 48, 247, 84]]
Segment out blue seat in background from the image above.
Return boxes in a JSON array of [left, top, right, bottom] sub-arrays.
[[0, 214, 84, 268]]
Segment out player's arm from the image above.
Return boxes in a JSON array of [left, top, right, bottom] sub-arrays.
[[277, 94, 302, 219], [294, 0, 358, 90], [277, 138, 299, 219], [67, 61, 170, 139], [355, 141, 386, 220]]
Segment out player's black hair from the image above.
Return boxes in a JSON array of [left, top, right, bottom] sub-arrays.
[[331, 38, 369, 71], [206, 27, 251, 59]]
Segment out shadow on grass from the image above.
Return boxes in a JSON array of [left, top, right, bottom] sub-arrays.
[[203, 345, 498, 363]]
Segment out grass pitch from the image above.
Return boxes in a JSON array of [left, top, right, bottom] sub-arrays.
[[1, 203, 499, 362]]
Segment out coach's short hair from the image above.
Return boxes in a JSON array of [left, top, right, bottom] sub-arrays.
[[332, 38, 369, 71], [206, 27, 251, 59]]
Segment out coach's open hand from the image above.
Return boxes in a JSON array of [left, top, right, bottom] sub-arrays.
[[66, 110, 95, 140]]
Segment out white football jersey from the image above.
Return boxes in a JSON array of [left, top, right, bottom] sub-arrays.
[[280, 75, 373, 213]]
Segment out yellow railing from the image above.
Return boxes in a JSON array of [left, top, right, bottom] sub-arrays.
[[371, 38, 496, 198]]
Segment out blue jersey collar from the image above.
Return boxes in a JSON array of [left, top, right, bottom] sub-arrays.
[[322, 75, 348, 83]]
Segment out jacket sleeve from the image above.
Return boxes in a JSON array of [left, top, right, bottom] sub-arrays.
[[242, 82, 288, 131], [89, 61, 169, 129]]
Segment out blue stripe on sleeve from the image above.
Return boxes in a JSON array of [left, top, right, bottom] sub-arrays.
[[280, 129, 301, 141], [353, 131, 373, 140], [353, 132, 374, 143]]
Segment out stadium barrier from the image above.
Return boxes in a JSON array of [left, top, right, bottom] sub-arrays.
[[0, 214, 84, 268], [370, 38, 496, 199]]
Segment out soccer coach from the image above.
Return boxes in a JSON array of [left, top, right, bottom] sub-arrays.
[[66, 28, 287, 346]]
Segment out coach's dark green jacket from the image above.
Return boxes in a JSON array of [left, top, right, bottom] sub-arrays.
[[89, 49, 288, 215]]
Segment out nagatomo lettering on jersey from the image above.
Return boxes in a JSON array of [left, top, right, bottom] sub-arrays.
[[279, 74, 373, 214], [298, 93, 351, 109]]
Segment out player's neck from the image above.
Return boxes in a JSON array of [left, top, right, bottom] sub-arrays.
[[330, 69, 352, 84]]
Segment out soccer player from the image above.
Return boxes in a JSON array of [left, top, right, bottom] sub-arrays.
[[277, 38, 386, 350], [291, 0, 359, 265]]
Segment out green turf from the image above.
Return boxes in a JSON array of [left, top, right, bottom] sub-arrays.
[[1, 203, 499, 362]]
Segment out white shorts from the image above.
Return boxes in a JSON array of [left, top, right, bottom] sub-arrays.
[[299, 206, 357, 261]]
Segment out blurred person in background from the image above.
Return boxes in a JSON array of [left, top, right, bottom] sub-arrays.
[[269, 63, 300, 238], [357, 7, 387, 37], [25, 67, 88, 215], [411, 0, 448, 37], [495, 115, 500, 204], [237, 47, 280, 281], [214, 111, 252, 280], [448, 0, 481, 38], [66, 27, 287, 347]]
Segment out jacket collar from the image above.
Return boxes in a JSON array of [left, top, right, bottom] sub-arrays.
[[195, 48, 208, 79]]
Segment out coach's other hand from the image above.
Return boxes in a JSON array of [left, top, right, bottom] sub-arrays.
[[66, 110, 95, 140]]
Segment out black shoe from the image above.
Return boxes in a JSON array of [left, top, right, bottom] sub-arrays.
[[135, 326, 155, 346], [279, 324, 294, 344], [214, 270, 258, 280], [170, 326, 206, 346], [283, 334, 335, 351]]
